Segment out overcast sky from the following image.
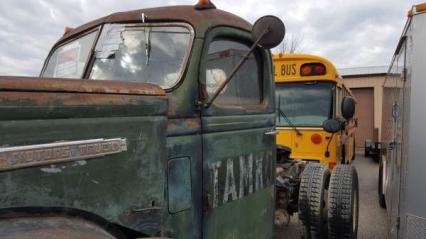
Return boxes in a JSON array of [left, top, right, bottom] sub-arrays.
[[0, 0, 419, 76]]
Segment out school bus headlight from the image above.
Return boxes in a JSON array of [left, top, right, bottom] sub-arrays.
[[311, 133, 322, 144]]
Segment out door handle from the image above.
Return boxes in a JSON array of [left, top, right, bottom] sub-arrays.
[[264, 130, 278, 136]]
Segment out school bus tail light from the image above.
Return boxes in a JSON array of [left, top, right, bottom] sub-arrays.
[[329, 162, 336, 169], [300, 63, 326, 76], [311, 134, 322, 144]]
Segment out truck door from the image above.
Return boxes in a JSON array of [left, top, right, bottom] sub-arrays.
[[199, 27, 276, 238]]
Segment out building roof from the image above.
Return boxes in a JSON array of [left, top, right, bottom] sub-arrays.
[[339, 66, 388, 77]]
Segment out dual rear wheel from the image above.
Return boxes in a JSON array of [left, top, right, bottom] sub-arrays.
[[299, 164, 359, 239]]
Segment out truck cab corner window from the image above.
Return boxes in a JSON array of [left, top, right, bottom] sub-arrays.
[[42, 31, 98, 79]]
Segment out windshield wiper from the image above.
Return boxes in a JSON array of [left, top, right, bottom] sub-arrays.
[[278, 97, 302, 136], [144, 27, 151, 65]]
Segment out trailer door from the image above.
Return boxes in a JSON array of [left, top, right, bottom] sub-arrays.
[[386, 38, 406, 238]]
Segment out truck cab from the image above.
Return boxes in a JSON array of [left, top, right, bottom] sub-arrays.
[[0, 2, 284, 239]]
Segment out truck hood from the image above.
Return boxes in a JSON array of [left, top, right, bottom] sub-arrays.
[[0, 76, 168, 235]]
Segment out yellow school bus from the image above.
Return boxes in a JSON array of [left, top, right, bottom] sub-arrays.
[[273, 54, 356, 169]]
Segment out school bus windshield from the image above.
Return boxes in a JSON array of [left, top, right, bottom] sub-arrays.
[[276, 82, 334, 127]]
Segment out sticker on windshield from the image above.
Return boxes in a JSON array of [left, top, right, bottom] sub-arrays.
[[54, 42, 81, 77]]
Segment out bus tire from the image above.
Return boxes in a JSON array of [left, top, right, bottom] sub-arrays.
[[328, 165, 359, 239], [378, 157, 386, 208], [298, 163, 330, 238]]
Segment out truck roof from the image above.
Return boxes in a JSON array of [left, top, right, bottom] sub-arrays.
[[57, 5, 252, 45]]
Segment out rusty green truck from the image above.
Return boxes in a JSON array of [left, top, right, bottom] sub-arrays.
[[0, 1, 285, 238]]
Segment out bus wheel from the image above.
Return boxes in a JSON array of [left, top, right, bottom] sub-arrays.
[[328, 165, 359, 239], [378, 157, 386, 208], [298, 163, 330, 238]]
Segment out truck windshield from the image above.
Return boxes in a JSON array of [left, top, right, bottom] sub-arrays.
[[276, 82, 334, 127], [90, 24, 192, 89]]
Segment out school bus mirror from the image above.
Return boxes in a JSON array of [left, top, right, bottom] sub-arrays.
[[252, 15, 285, 49], [322, 119, 342, 133], [341, 96, 356, 120]]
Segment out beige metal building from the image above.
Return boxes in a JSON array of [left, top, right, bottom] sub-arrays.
[[340, 66, 388, 152]]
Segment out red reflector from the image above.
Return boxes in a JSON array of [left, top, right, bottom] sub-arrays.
[[329, 162, 336, 169], [314, 65, 326, 75], [300, 63, 326, 76], [301, 65, 312, 76], [311, 134, 322, 144]]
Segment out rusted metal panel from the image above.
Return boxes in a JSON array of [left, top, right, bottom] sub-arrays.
[[0, 90, 168, 121], [0, 94, 168, 236], [0, 91, 167, 106], [0, 77, 165, 96]]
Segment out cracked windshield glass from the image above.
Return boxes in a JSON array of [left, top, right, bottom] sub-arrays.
[[90, 25, 192, 88], [276, 82, 334, 127]]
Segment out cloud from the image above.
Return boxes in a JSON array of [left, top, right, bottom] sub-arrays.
[[0, 0, 419, 76]]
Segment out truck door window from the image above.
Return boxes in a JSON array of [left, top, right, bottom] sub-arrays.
[[206, 40, 261, 105], [42, 31, 98, 79], [90, 24, 193, 89]]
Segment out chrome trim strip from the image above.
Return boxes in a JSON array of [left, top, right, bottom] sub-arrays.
[[0, 138, 127, 172]]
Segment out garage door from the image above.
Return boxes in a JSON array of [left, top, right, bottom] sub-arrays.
[[351, 88, 374, 151]]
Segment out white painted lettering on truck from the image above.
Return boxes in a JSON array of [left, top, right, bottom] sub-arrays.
[[239, 154, 253, 199], [208, 151, 273, 208], [210, 161, 222, 208], [223, 159, 237, 203]]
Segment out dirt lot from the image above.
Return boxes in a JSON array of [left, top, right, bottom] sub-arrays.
[[274, 156, 389, 238]]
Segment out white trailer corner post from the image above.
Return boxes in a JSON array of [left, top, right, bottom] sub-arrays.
[[379, 3, 426, 239]]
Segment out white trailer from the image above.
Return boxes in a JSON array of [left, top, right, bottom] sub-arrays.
[[379, 3, 426, 239]]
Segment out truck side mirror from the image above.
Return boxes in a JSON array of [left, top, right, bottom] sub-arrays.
[[341, 96, 356, 120], [252, 15, 285, 49], [323, 119, 342, 133]]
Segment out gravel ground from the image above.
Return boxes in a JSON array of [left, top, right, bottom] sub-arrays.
[[274, 156, 389, 239]]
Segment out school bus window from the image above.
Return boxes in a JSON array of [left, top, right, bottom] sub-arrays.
[[276, 82, 335, 127]]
